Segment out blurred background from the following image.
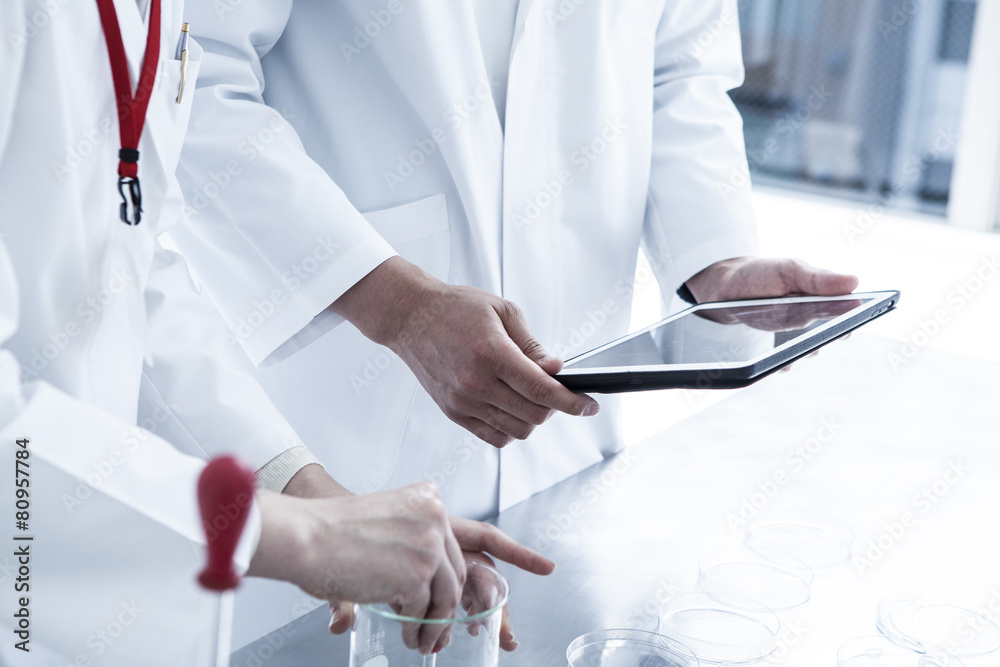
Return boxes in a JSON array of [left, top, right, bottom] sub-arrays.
[[732, 0, 988, 222], [624, 0, 1000, 445]]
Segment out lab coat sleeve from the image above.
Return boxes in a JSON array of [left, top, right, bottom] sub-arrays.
[[644, 0, 761, 304], [0, 2, 26, 162], [0, 245, 260, 666], [170, 0, 396, 366], [141, 243, 322, 491]]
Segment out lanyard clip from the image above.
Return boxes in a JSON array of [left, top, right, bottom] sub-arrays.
[[118, 176, 143, 226]]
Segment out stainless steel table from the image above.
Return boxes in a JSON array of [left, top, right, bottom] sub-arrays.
[[232, 334, 1000, 666]]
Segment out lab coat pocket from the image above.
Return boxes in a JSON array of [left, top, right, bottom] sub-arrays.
[[361, 193, 452, 283], [149, 36, 204, 176]]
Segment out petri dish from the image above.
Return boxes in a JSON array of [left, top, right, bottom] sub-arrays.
[[566, 629, 699, 667], [745, 511, 854, 568], [838, 636, 964, 667], [877, 593, 1000, 659], [658, 592, 780, 664], [698, 547, 813, 611]]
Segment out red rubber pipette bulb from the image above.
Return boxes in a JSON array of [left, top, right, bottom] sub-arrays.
[[197, 455, 256, 592]]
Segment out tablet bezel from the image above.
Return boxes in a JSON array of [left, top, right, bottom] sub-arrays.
[[556, 291, 900, 393]]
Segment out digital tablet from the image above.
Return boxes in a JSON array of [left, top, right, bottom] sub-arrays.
[[556, 291, 899, 393]]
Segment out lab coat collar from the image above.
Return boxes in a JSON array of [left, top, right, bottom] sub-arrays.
[[110, 0, 152, 85]]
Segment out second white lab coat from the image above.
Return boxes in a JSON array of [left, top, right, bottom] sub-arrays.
[[174, 0, 759, 515], [171, 0, 761, 645], [0, 0, 308, 662]]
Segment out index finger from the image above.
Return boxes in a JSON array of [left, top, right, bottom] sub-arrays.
[[451, 518, 556, 575], [495, 342, 599, 417]]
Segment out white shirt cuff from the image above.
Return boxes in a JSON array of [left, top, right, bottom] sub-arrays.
[[254, 446, 323, 493]]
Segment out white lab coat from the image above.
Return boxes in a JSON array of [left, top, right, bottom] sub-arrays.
[[0, 0, 307, 663], [174, 0, 759, 510], [172, 0, 759, 644]]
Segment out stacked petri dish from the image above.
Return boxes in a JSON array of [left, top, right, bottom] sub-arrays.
[[838, 592, 1000, 666], [657, 592, 782, 664], [837, 636, 964, 666], [652, 514, 847, 663], [744, 511, 855, 569], [698, 546, 814, 612], [567, 511, 857, 665], [876, 593, 1000, 659], [566, 629, 700, 667]]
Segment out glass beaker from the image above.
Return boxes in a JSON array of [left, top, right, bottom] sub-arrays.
[[350, 560, 510, 667]]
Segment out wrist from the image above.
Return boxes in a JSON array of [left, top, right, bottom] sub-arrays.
[[329, 256, 441, 347], [282, 463, 354, 499], [247, 491, 316, 582]]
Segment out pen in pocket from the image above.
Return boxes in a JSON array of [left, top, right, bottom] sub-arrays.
[[175, 22, 190, 104]]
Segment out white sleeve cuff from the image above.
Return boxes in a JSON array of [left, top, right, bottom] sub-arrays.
[[254, 445, 323, 493], [234, 236, 397, 367], [235, 496, 263, 575]]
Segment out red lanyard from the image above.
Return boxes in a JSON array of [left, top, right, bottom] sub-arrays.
[[95, 0, 162, 225]]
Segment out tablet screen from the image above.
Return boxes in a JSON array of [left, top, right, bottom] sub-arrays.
[[567, 296, 868, 369]]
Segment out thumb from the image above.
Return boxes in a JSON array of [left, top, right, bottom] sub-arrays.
[[497, 301, 563, 374], [328, 600, 355, 635]]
